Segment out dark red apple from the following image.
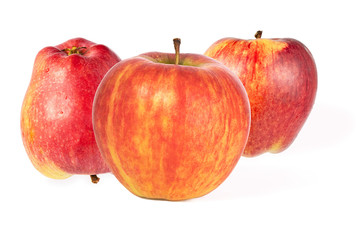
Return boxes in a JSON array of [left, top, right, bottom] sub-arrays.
[[205, 31, 317, 157], [21, 38, 121, 182], [93, 39, 251, 200]]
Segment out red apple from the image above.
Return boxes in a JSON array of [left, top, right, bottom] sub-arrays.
[[21, 38, 121, 182], [205, 31, 317, 157], [93, 39, 251, 200]]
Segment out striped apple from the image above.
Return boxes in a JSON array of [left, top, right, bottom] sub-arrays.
[[21, 38, 120, 182], [93, 39, 251, 200], [205, 31, 317, 157]]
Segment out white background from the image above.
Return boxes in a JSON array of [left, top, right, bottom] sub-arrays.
[[1, 0, 360, 239]]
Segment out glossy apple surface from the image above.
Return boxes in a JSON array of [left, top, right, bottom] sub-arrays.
[[93, 49, 251, 200], [205, 32, 317, 157], [21, 38, 121, 180]]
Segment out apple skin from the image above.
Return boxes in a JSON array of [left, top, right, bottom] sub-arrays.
[[21, 38, 121, 179], [93, 52, 251, 200], [204, 35, 317, 157]]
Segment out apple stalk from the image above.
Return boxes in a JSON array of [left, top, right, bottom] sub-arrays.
[[255, 30, 263, 39], [173, 38, 181, 65], [90, 174, 100, 184]]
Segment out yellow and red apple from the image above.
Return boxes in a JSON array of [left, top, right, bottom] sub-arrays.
[[205, 31, 317, 157], [93, 39, 251, 200], [21, 38, 120, 182]]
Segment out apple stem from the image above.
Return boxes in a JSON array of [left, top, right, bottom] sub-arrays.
[[90, 175, 100, 184], [62, 46, 87, 56], [255, 30, 263, 39], [173, 38, 181, 65]]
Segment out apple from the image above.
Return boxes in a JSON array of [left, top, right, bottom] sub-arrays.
[[93, 39, 251, 200], [21, 38, 121, 182], [205, 31, 317, 157]]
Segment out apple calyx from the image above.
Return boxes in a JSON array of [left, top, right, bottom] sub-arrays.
[[62, 46, 87, 56], [90, 174, 100, 184], [255, 30, 263, 39], [173, 38, 181, 65]]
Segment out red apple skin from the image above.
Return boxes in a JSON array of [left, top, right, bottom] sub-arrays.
[[205, 36, 317, 157], [93, 52, 251, 200], [21, 38, 121, 179]]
